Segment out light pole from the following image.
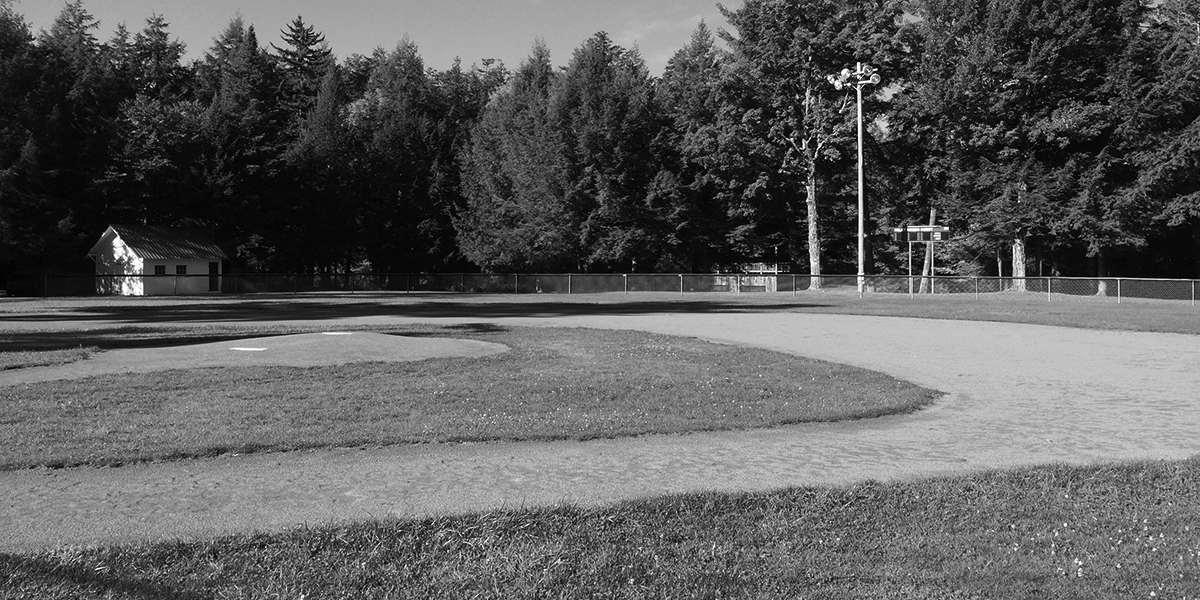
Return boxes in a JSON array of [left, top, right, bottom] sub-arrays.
[[828, 63, 880, 297]]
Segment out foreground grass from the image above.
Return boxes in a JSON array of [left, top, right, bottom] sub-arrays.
[[3, 458, 1197, 599], [0, 326, 938, 471]]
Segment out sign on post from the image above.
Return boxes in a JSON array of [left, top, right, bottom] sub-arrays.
[[894, 225, 950, 296]]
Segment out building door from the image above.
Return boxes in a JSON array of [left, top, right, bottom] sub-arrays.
[[208, 262, 219, 292]]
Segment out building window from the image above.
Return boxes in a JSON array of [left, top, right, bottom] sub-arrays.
[[176, 265, 187, 275], [154, 265, 166, 276]]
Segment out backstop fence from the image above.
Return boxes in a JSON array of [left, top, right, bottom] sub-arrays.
[[28, 273, 1200, 306]]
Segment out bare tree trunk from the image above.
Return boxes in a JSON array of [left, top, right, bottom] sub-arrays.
[[1012, 235, 1027, 292], [806, 174, 822, 291], [793, 83, 829, 292], [919, 207, 936, 293]]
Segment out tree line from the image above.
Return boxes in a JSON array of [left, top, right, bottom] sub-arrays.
[[3, 0, 1199, 282]]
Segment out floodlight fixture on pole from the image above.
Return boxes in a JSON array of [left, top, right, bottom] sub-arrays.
[[827, 62, 881, 297]]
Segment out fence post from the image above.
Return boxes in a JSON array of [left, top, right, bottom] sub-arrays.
[[624, 274, 628, 294], [568, 274, 572, 295], [680, 273, 684, 295], [515, 274, 519, 294], [974, 277, 979, 301], [1047, 277, 1051, 303], [1194, 279, 1196, 307], [1117, 278, 1122, 304]]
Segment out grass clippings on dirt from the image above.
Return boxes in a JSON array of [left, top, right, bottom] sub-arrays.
[[0, 326, 939, 471], [3, 458, 1197, 599]]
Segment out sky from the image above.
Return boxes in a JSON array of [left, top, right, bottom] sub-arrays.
[[13, 0, 742, 75]]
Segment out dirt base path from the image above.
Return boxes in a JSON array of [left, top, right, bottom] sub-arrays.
[[3, 311, 1199, 554]]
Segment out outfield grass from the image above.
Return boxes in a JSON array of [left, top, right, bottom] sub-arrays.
[[3, 458, 1197, 598], [4, 289, 1197, 335], [0, 325, 938, 470]]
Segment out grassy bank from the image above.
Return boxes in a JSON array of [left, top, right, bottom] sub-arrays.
[[0, 325, 938, 470], [3, 458, 1197, 598]]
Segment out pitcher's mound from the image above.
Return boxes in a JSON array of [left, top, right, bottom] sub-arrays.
[[1, 333, 509, 385]]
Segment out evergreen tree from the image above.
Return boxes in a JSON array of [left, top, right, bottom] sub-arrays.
[[457, 41, 577, 272], [1131, 0, 1200, 276], [100, 96, 207, 225], [200, 22, 283, 268], [272, 16, 334, 121], [195, 16, 248, 103], [129, 14, 189, 100], [549, 32, 665, 271], [11, 0, 124, 271], [0, 0, 41, 273], [347, 40, 438, 273], [281, 63, 356, 273], [655, 22, 731, 272]]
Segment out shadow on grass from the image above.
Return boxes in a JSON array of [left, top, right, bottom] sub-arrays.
[[0, 323, 502, 352], [3, 295, 823, 326], [0, 553, 210, 599]]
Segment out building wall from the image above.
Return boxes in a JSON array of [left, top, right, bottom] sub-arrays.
[[143, 260, 223, 295], [93, 235, 145, 295]]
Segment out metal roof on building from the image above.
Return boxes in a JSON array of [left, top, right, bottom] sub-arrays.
[[89, 224, 228, 261]]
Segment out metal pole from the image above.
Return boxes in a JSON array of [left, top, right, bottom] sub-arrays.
[[1117, 278, 1122, 304], [903, 243, 909, 297], [1047, 277, 1051, 303], [680, 274, 684, 295], [568, 274, 572, 295], [931, 249, 935, 295], [856, 65, 865, 298], [975, 277, 979, 301], [624, 274, 628, 294]]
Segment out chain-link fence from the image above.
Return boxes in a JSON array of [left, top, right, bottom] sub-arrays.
[[29, 273, 1200, 306], [858, 275, 1198, 304]]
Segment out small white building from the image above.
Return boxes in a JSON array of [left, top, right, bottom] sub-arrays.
[[87, 224, 227, 296]]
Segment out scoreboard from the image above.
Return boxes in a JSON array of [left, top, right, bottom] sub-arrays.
[[892, 225, 949, 242]]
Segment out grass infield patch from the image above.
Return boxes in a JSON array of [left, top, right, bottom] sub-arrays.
[[0, 325, 939, 470], [2, 458, 1197, 598]]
